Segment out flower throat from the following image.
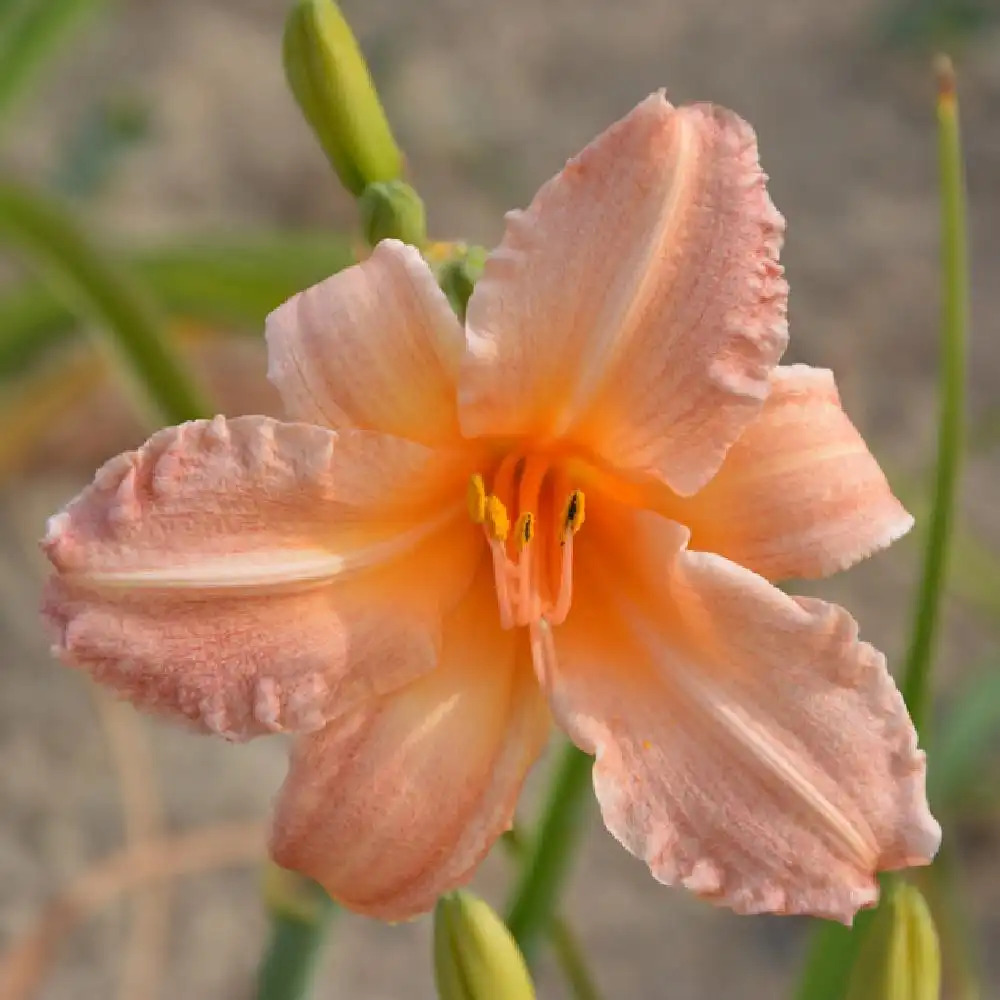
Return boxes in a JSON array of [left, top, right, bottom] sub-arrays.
[[466, 453, 585, 630]]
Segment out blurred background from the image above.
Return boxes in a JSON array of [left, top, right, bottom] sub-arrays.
[[0, 0, 998, 997]]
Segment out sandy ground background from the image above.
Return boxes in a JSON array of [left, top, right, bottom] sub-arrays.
[[1, 0, 998, 997]]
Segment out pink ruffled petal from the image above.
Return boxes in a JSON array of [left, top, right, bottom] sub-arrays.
[[266, 240, 464, 445], [460, 92, 787, 495], [43, 416, 480, 739], [541, 507, 939, 923], [675, 365, 913, 580], [270, 567, 550, 919]]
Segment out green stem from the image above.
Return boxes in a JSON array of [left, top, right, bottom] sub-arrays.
[[898, 55, 968, 738], [546, 919, 604, 1000], [0, 0, 108, 131], [256, 870, 338, 1000], [502, 827, 604, 1000], [0, 181, 208, 425], [505, 741, 593, 966], [0, 234, 353, 382], [794, 56, 971, 1000]]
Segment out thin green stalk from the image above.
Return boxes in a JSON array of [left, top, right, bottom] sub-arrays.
[[546, 919, 603, 1000], [502, 827, 604, 1000], [0, 234, 353, 382], [898, 54, 968, 737], [0, 0, 108, 130], [0, 180, 208, 425], [257, 868, 338, 1000], [794, 55, 971, 1000], [505, 741, 593, 966]]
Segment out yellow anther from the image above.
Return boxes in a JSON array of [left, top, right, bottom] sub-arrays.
[[562, 489, 585, 536], [484, 495, 510, 542], [467, 474, 487, 524], [514, 512, 534, 552]]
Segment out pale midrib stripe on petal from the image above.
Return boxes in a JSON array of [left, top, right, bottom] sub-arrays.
[[551, 115, 696, 438], [65, 505, 464, 594], [719, 441, 864, 487], [624, 611, 877, 870]]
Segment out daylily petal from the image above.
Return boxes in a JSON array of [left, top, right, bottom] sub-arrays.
[[266, 239, 464, 445], [43, 416, 481, 739], [460, 91, 787, 495], [674, 365, 913, 580], [43, 415, 468, 588], [270, 566, 551, 919], [540, 507, 939, 923]]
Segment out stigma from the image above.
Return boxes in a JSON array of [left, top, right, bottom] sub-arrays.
[[468, 457, 584, 630]]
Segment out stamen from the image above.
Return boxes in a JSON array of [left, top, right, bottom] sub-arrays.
[[514, 512, 535, 627], [548, 532, 575, 625], [484, 494, 515, 629], [514, 512, 534, 551], [549, 489, 585, 625], [529, 618, 558, 689], [466, 474, 487, 524], [561, 489, 585, 537], [490, 539, 515, 630], [484, 495, 510, 542]]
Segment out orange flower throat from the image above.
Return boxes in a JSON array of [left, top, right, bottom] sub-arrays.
[[466, 453, 585, 630]]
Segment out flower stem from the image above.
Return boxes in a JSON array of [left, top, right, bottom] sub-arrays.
[[898, 54, 968, 738], [794, 55, 971, 1000], [502, 826, 604, 1000], [255, 867, 338, 1000], [504, 741, 593, 967]]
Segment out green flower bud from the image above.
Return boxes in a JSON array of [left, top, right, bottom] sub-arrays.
[[436, 244, 488, 320], [433, 891, 536, 1000], [283, 0, 403, 196], [359, 180, 427, 248], [847, 882, 941, 1000]]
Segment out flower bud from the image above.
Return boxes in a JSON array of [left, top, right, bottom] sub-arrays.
[[283, 0, 403, 196], [846, 882, 941, 1000], [433, 891, 536, 1000], [359, 180, 426, 248], [435, 244, 488, 320]]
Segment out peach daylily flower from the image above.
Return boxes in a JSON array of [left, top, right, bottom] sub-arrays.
[[42, 92, 939, 924]]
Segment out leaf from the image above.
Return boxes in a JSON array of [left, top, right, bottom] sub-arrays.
[[0, 234, 354, 382], [0, 180, 207, 424], [0, 0, 109, 129], [929, 663, 1000, 811]]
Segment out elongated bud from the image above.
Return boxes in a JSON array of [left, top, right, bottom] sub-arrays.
[[283, 0, 403, 196], [433, 891, 536, 1000], [846, 882, 941, 1000], [359, 180, 426, 248]]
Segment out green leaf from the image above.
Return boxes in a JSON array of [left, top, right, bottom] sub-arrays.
[[0, 0, 109, 129], [0, 233, 354, 382], [929, 663, 1000, 810], [0, 180, 208, 424]]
